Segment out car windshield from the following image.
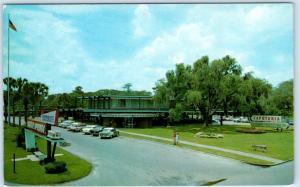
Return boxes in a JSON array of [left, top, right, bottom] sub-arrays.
[[86, 125, 95, 128], [103, 129, 112, 133]]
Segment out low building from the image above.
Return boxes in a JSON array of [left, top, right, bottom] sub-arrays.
[[80, 95, 169, 128]]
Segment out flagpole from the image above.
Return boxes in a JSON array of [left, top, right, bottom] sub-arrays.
[[7, 13, 11, 125]]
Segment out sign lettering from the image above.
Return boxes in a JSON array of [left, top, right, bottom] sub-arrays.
[[251, 115, 282, 123], [27, 119, 47, 135]]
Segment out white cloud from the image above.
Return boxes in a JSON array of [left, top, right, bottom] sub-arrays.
[[245, 4, 292, 33], [5, 8, 93, 93], [132, 5, 153, 38], [136, 22, 215, 68]]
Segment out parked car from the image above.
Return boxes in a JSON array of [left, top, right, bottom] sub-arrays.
[[212, 119, 220, 125], [68, 122, 85, 132], [99, 127, 119, 139], [233, 117, 241, 123], [240, 117, 249, 123], [233, 117, 249, 123], [288, 120, 294, 126], [82, 125, 98, 135], [91, 126, 105, 136], [67, 122, 81, 129], [59, 120, 74, 128]]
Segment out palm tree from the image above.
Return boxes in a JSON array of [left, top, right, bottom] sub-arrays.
[[22, 82, 33, 126], [3, 77, 17, 125], [122, 83, 132, 92], [3, 90, 8, 123], [15, 78, 28, 126], [31, 82, 49, 118]]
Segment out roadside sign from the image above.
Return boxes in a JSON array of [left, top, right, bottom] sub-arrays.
[[251, 115, 282, 123], [24, 129, 37, 150], [250, 115, 288, 130], [27, 119, 48, 135], [41, 110, 59, 126]]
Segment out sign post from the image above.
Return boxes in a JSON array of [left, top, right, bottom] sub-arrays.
[[26, 110, 61, 163], [13, 153, 16, 174], [41, 110, 59, 162]]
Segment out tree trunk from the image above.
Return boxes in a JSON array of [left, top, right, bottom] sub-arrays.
[[24, 101, 28, 126], [19, 111, 22, 126], [12, 100, 15, 126], [32, 105, 35, 119], [204, 111, 209, 127], [4, 104, 7, 123], [220, 115, 223, 126], [39, 101, 42, 116]]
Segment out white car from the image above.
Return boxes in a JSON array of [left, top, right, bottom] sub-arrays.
[[59, 120, 74, 128], [233, 117, 249, 123], [68, 122, 85, 132], [82, 125, 98, 134], [240, 117, 249, 123]]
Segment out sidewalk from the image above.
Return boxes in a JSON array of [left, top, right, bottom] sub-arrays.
[[119, 130, 284, 164]]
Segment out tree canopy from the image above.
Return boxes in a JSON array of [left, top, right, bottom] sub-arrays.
[[153, 55, 293, 125]]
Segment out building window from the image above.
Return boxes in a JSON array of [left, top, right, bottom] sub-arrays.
[[120, 99, 126, 108]]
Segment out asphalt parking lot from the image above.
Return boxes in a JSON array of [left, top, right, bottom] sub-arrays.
[[52, 126, 291, 186]]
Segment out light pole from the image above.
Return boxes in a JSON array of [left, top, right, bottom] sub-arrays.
[[7, 13, 11, 125], [7, 14, 17, 125]]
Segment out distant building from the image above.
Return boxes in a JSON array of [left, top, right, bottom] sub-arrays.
[[80, 95, 169, 128]]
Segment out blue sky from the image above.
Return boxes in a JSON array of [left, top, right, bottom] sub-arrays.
[[2, 3, 293, 94]]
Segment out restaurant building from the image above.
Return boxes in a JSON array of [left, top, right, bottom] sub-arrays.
[[79, 95, 169, 128]]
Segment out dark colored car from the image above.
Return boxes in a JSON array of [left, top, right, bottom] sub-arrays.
[[91, 126, 104, 136], [99, 127, 119, 139]]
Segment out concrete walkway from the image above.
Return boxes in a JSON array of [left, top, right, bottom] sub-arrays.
[[119, 131, 284, 164], [11, 154, 64, 162]]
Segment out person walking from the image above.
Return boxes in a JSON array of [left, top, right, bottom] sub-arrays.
[[173, 131, 176, 145], [175, 132, 179, 145]]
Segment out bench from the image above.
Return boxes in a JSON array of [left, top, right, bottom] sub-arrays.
[[252, 145, 267, 152]]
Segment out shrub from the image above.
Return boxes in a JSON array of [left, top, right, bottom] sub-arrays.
[[44, 161, 67, 174], [236, 128, 266, 134], [16, 134, 25, 147]]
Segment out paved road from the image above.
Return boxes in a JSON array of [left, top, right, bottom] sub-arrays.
[[217, 161, 294, 185], [120, 131, 284, 164], [53, 127, 292, 186]]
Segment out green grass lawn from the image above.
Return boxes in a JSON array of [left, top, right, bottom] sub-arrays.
[[4, 125, 92, 185], [120, 124, 293, 165]]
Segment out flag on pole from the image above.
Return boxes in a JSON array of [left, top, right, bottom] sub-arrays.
[[9, 19, 17, 31]]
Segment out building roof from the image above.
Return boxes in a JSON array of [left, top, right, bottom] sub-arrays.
[[100, 113, 161, 118], [79, 95, 153, 99]]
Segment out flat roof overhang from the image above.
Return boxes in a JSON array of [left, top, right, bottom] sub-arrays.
[[83, 109, 169, 113], [100, 113, 161, 118]]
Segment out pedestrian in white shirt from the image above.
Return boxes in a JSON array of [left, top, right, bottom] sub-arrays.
[[175, 132, 179, 145]]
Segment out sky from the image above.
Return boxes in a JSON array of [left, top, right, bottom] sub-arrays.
[[2, 3, 293, 94]]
